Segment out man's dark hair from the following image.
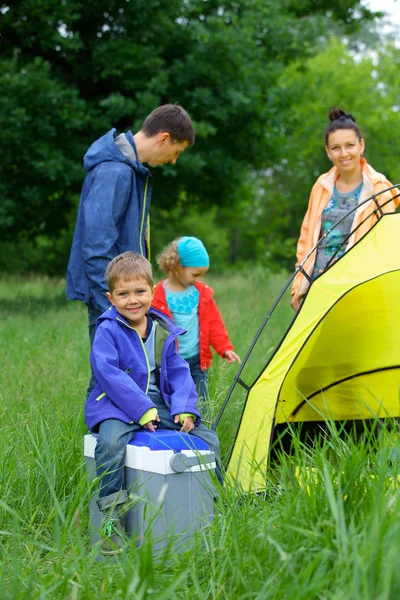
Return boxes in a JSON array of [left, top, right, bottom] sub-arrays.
[[141, 104, 195, 145]]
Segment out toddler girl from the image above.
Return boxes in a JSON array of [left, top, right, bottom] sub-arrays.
[[153, 236, 241, 402]]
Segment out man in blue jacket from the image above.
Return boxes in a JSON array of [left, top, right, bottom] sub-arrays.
[[66, 104, 195, 397]]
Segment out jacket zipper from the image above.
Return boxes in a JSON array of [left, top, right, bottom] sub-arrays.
[[116, 317, 150, 393], [139, 177, 149, 257]]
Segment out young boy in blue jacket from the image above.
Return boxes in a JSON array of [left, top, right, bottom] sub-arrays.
[[86, 251, 221, 555]]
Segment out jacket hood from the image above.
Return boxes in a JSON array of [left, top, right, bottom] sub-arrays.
[[83, 129, 140, 172], [97, 305, 186, 337], [360, 159, 388, 185]]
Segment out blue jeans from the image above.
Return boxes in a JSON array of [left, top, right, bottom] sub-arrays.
[[94, 391, 222, 510], [185, 355, 208, 404], [87, 304, 103, 400]]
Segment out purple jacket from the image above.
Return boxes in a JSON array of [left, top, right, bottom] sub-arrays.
[[85, 306, 201, 431]]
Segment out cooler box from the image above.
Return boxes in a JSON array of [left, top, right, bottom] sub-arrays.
[[85, 429, 216, 552]]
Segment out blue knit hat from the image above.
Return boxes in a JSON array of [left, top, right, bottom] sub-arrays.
[[177, 236, 210, 267]]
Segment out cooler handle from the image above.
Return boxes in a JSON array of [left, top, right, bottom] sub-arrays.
[[170, 452, 215, 473]]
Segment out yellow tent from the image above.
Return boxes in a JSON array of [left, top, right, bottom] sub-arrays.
[[223, 210, 400, 492]]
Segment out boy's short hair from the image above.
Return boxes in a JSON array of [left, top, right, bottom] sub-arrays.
[[141, 104, 195, 145], [105, 252, 153, 292]]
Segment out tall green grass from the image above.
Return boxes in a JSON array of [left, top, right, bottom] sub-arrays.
[[1, 273, 400, 599]]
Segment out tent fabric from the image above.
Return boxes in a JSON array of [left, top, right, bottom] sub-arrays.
[[227, 213, 400, 492]]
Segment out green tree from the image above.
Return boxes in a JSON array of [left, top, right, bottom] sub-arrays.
[[0, 0, 377, 273], [238, 38, 400, 270], [0, 56, 88, 235]]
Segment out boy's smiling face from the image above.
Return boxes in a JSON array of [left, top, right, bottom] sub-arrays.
[[106, 276, 153, 328]]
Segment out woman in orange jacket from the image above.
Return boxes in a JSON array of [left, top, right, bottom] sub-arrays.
[[292, 107, 399, 311]]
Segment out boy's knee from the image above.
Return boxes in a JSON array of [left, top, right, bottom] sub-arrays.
[[194, 426, 220, 450], [209, 431, 220, 450], [96, 436, 125, 460]]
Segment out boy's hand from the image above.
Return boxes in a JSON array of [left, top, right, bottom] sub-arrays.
[[143, 413, 160, 432], [174, 414, 195, 433], [223, 350, 242, 364]]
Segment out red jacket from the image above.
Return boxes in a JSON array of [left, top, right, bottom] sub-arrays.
[[152, 280, 234, 371]]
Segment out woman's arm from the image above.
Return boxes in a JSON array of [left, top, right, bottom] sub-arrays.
[[291, 180, 323, 309]]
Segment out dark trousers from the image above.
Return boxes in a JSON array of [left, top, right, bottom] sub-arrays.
[[87, 304, 103, 399], [185, 354, 208, 409]]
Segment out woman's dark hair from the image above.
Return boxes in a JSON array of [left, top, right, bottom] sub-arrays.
[[325, 107, 362, 145]]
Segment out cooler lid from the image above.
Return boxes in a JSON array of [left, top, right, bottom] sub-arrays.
[[129, 429, 209, 452]]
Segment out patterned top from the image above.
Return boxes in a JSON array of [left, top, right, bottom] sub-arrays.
[[164, 283, 200, 359], [312, 182, 363, 279]]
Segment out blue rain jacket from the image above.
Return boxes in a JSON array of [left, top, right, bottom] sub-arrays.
[[66, 129, 152, 313], [85, 306, 201, 432]]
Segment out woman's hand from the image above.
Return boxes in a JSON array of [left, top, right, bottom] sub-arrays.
[[291, 297, 301, 312]]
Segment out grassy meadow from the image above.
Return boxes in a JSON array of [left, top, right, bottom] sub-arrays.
[[1, 271, 400, 599]]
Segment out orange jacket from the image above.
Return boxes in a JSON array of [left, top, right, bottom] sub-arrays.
[[152, 280, 234, 371], [292, 159, 399, 307]]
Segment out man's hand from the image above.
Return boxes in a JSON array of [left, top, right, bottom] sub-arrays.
[[223, 350, 241, 364], [143, 413, 160, 432], [174, 414, 195, 433]]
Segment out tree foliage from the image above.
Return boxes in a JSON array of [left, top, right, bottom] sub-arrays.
[[0, 0, 378, 273], [244, 38, 400, 270]]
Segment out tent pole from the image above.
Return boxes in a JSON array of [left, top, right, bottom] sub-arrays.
[[212, 185, 400, 432], [212, 273, 296, 430]]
